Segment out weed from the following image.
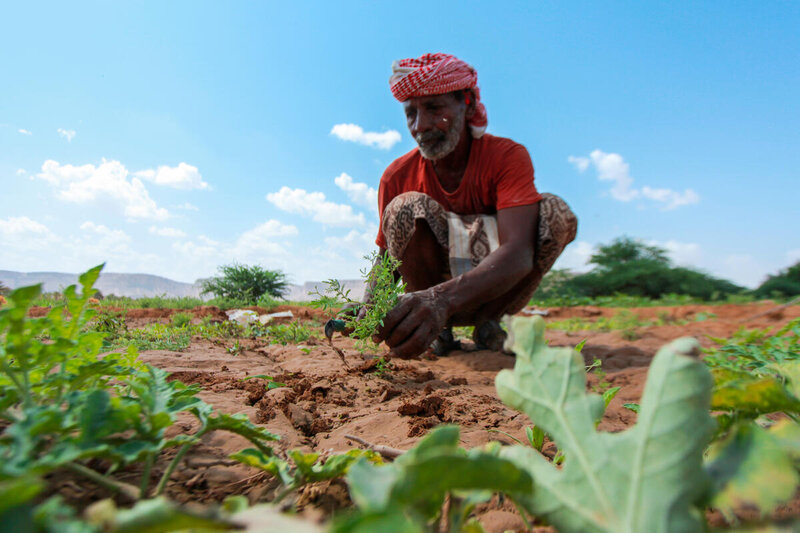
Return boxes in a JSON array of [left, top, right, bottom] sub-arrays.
[[373, 356, 394, 378], [170, 312, 193, 328], [265, 321, 313, 345], [227, 339, 243, 356]]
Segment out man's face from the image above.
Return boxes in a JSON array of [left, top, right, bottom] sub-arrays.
[[403, 92, 467, 160]]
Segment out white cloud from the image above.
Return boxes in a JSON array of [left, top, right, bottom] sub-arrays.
[[235, 220, 298, 256], [175, 202, 199, 211], [647, 239, 702, 266], [35, 159, 169, 220], [324, 225, 378, 260], [57, 128, 76, 142], [266, 186, 365, 227], [640, 186, 700, 211], [334, 173, 378, 209], [16, 169, 26, 176], [18, 128, 32, 136], [80, 221, 130, 243], [719, 254, 767, 289], [569, 149, 700, 209], [0, 217, 52, 244], [149, 226, 187, 238], [330, 123, 401, 150], [552, 240, 595, 273], [135, 162, 209, 190], [566, 155, 589, 172]]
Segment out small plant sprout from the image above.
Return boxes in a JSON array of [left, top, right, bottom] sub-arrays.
[[312, 251, 406, 351]]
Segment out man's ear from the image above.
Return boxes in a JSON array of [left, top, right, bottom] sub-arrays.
[[464, 89, 476, 119]]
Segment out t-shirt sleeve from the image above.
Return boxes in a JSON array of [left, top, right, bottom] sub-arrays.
[[494, 143, 542, 210]]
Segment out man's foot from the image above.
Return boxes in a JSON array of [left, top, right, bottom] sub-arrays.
[[472, 320, 508, 352], [430, 327, 462, 356]]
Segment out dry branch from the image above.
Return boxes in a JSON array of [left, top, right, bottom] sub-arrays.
[[344, 434, 404, 460]]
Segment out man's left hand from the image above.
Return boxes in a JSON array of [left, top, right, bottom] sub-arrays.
[[374, 288, 448, 358]]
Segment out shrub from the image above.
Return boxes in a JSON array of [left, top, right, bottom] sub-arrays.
[[544, 237, 745, 300], [754, 261, 800, 299], [201, 264, 288, 305]]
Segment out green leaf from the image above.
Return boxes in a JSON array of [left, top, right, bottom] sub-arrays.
[[622, 403, 640, 414], [711, 368, 800, 415], [526, 425, 545, 451], [230, 448, 293, 486], [496, 316, 715, 533], [706, 420, 800, 519], [602, 386, 620, 410], [344, 425, 532, 526]]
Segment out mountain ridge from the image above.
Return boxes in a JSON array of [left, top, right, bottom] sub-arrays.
[[0, 270, 365, 302]]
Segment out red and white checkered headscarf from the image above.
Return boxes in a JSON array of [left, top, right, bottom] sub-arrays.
[[389, 53, 488, 138]]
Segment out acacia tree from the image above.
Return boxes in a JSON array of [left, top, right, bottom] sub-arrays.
[[201, 264, 288, 304]]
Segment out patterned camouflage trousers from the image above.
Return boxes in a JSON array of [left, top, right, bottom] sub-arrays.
[[381, 192, 578, 315]]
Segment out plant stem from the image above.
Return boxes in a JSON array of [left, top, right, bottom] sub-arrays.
[[154, 430, 204, 496], [139, 453, 155, 498], [66, 462, 139, 501]]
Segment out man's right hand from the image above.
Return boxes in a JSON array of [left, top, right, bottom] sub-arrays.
[[373, 287, 449, 359]]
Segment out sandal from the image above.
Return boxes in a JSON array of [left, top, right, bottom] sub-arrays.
[[430, 328, 462, 356]]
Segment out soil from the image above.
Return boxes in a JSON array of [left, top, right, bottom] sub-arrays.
[[45, 301, 800, 531]]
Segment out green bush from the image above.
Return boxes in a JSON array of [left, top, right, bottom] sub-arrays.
[[754, 261, 800, 299], [201, 264, 288, 305], [536, 237, 744, 301]]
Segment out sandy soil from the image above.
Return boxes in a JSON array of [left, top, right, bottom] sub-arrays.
[[45, 301, 800, 531]]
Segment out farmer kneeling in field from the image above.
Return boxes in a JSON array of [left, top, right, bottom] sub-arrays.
[[368, 53, 577, 358]]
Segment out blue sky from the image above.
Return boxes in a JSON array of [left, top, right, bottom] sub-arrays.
[[1, 1, 798, 288]]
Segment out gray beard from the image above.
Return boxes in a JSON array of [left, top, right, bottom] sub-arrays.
[[416, 113, 464, 161]]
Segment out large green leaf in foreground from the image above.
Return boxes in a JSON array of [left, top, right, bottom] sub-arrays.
[[496, 316, 715, 533]]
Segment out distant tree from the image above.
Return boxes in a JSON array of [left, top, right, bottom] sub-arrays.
[[754, 261, 800, 299], [560, 237, 744, 300], [201, 264, 288, 304], [588, 236, 669, 269]]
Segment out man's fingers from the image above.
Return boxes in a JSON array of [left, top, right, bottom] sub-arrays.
[[383, 307, 427, 348], [374, 295, 413, 340], [390, 323, 436, 359]]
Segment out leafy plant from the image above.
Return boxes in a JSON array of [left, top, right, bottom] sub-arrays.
[[335, 425, 533, 532], [496, 316, 717, 532], [232, 447, 383, 502], [201, 263, 288, 304], [313, 251, 406, 351], [170, 312, 192, 328], [265, 321, 313, 345], [0, 266, 281, 512]]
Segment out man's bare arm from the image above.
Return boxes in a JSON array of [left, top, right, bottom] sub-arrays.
[[375, 203, 539, 357]]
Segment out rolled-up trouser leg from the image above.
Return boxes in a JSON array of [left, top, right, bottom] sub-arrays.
[[381, 191, 577, 321]]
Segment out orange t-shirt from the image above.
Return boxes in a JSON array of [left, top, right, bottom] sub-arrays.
[[376, 134, 542, 248]]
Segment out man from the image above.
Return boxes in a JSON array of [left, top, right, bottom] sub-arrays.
[[367, 53, 577, 358]]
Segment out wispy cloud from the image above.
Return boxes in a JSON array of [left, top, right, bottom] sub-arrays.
[[334, 172, 377, 209], [266, 186, 365, 227], [568, 149, 699, 210], [174, 202, 199, 211], [36, 159, 169, 220], [330, 123, 401, 150], [18, 128, 32, 136], [135, 162, 210, 190], [57, 128, 76, 142], [149, 226, 187, 238]]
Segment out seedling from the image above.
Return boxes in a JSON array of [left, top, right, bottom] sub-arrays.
[[312, 251, 406, 351]]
